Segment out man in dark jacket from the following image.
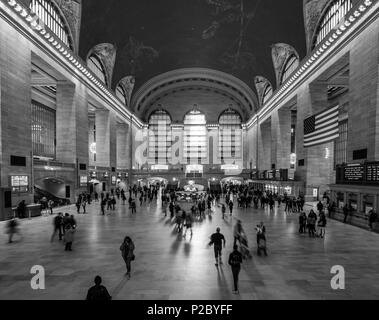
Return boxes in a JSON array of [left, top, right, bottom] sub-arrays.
[[228, 245, 243, 294], [86, 276, 112, 300], [51, 212, 63, 242]]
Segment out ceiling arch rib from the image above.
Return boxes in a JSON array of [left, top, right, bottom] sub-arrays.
[[132, 68, 259, 121]]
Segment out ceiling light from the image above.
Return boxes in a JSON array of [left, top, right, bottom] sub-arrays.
[[8, 0, 17, 7]]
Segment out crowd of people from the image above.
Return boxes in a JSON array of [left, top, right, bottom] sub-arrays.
[[3, 181, 379, 299]]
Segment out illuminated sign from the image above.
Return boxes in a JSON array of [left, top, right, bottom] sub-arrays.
[[290, 153, 296, 165], [80, 176, 88, 186], [151, 164, 169, 170], [11, 175, 29, 193], [111, 176, 116, 185], [221, 164, 240, 170], [90, 143, 96, 154]]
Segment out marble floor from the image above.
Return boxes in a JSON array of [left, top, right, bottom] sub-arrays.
[[0, 197, 379, 300]]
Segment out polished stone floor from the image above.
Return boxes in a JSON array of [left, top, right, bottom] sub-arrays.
[[1, 195, 379, 300]]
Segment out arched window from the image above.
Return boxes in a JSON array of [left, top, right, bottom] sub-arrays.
[[219, 109, 242, 161], [314, 0, 352, 47], [281, 55, 299, 84], [262, 85, 273, 105], [184, 110, 207, 164], [116, 85, 127, 105], [148, 110, 172, 164], [30, 0, 73, 50], [87, 55, 107, 85]]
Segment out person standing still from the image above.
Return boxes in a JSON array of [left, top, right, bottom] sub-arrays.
[[228, 245, 243, 294]]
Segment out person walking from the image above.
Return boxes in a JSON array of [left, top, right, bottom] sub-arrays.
[[228, 201, 234, 216], [86, 276, 112, 300], [209, 227, 226, 267], [299, 212, 307, 234], [6, 217, 20, 243], [183, 212, 193, 238], [51, 212, 63, 242], [228, 245, 243, 294], [221, 204, 226, 220], [317, 211, 327, 238], [256, 222, 267, 256], [131, 199, 136, 214], [48, 199, 54, 215], [343, 204, 349, 223], [100, 198, 106, 215], [82, 198, 87, 214], [64, 224, 76, 251], [368, 210, 378, 230], [307, 210, 317, 238], [75, 198, 81, 214], [120, 236, 135, 279]]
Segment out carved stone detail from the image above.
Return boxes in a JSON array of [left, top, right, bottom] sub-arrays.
[[271, 43, 299, 87], [88, 43, 117, 89], [117, 76, 136, 109], [254, 76, 273, 107]]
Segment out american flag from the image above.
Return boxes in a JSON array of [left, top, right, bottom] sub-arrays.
[[304, 105, 339, 148]]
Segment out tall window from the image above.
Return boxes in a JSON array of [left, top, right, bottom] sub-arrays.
[[31, 100, 56, 159], [262, 85, 273, 105], [148, 110, 172, 164], [30, 0, 72, 49], [116, 85, 127, 105], [314, 0, 352, 47], [219, 109, 242, 161], [184, 110, 207, 164], [87, 55, 107, 85], [334, 120, 348, 167], [281, 55, 299, 84]]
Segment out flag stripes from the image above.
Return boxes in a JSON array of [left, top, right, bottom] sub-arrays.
[[304, 105, 339, 148]]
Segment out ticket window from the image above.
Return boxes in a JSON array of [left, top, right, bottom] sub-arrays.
[[348, 194, 358, 212], [336, 192, 345, 209], [362, 195, 374, 215]]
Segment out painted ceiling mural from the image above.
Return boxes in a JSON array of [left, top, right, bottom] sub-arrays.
[[80, 0, 306, 93]]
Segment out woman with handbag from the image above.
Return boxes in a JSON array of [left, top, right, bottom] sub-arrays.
[[120, 236, 135, 279]]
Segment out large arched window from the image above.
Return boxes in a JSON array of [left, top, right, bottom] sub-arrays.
[[262, 85, 273, 105], [30, 0, 73, 50], [219, 109, 242, 161], [116, 84, 127, 105], [87, 55, 107, 85], [148, 110, 172, 164], [281, 55, 299, 84], [314, 0, 352, 47], [184, 110, 207, 164]]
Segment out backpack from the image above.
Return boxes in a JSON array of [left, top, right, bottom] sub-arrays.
[[229, 252, 241, 266]]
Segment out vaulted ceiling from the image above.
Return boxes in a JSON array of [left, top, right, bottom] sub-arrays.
[[79, 0, 306, 93]]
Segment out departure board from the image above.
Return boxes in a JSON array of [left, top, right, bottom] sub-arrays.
[[366, 162, 379, 182], [343, 164, 364, 181]]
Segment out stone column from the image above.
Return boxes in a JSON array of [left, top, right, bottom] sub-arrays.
[[117, 122, 129, 170], [271, 108, 291, 170], [258, 119, 272, 171], [296, 81, 335, 200], [95, 109, 117, 169], [0, 21, 33, 204], [56, 81, 89, 199]]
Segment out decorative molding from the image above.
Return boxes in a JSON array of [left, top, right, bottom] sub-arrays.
[[303, 0, 330, 53]]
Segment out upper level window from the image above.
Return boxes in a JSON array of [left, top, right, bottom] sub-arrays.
[[281, 55, 299, 84], [87, 55, 107, 85], [116, 85, 127, 105], [148, 110, 172, 164], [184, 110, 207, 164], [219, 109, 242, 161], [30, 0, 73, 50], [262, 85, 273, 105], [314, 0, 352, 48]]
